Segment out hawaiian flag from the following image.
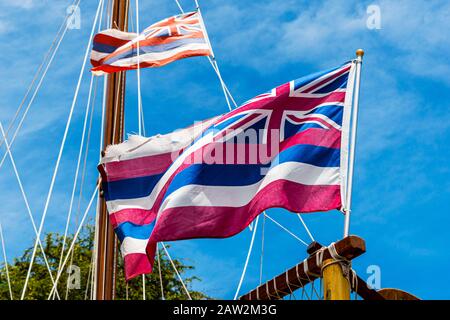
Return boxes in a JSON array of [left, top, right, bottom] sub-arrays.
[[98, 61, 356, 278], [91, 11, 212, 75]]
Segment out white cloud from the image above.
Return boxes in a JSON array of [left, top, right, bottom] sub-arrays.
[[0, 0, 37, 10], [0, 19, 10, 34], [204, 0, 450, 84]]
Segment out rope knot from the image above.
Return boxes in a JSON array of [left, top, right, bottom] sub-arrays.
[[320, 242, 358, 293]]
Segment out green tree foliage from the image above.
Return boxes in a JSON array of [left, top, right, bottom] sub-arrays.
[[0, 225, 208, 300]]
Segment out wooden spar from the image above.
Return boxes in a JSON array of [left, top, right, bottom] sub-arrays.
[[377, 288, 420, 300], [239, 235, 382, 300], [96, 0, 130, 300]]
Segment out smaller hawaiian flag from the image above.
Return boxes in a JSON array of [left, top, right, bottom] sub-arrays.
[[91, 11, 212, 75]]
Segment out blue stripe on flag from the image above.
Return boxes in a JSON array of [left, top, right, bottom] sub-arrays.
[[284, 122, 326, 138], [115, 221, 155, 242], [273, 144, 340, 168], [103, 173, 163, 201], [93, 42, 118, 54]]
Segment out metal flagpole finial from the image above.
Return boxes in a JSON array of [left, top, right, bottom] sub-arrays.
[[356, 49, 365, 58]]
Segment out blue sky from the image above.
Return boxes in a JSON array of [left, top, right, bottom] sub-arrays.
[[1, 0, 450, 299]]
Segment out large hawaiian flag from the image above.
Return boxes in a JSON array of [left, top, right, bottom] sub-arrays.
[[98, 61, 356, 279]]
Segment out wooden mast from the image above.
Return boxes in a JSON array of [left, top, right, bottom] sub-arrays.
[[96, 0, 130, 300], [322, 258, 351, 300]]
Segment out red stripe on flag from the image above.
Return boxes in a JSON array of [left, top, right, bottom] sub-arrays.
[[110, 209, 156, 228], [104, 151, 176, 182], [90, 59, 101, 67], [124, 253, 152, 280], [93, 33, 132, 47]]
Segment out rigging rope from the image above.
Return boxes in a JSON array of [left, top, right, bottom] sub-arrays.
[[142, 274, 146, 300], [55, 74, 96, 300], [264, 213, 308, 246], [0, 222, 13, 300], [297, 214, 315, 242], [139, 104, 147, 136], [161, 242, 192, 300], [175, 0, 184, 13], [135, 0, 143, 135], [76, 77, 98, 228], [259, 214, 265, 285], [0, 0, 81, 154], [92, 15, 108, 303], [90, 234, 97, 300], [157, 243, 165, 300], [208, 59, 236, 111], [72, 78, 98, 300], [233, 215, 259, 300], [47, 186, 99, 299], [174, 0, 237, 111], [20, 0, 105, 300], [65, 76, 98, 300], [0, 23, 70, 172], [0, 121, 61, 299], [84, 253, 94, 300]]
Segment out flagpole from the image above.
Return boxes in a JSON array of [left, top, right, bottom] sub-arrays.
[[343, 49, 364, 238]]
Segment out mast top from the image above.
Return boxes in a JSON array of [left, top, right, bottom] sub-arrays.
[[356, 49, 365, 57]]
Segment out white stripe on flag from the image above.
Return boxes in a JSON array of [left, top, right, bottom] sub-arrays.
[[120, 237, 148, 256], [90, 51, 109, 61], [98, 28, 137, 40], [109, 43, 211, 67]]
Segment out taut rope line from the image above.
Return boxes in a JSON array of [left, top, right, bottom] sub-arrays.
[[0, 121, 61, 299], [20, 0, 105, 300]]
